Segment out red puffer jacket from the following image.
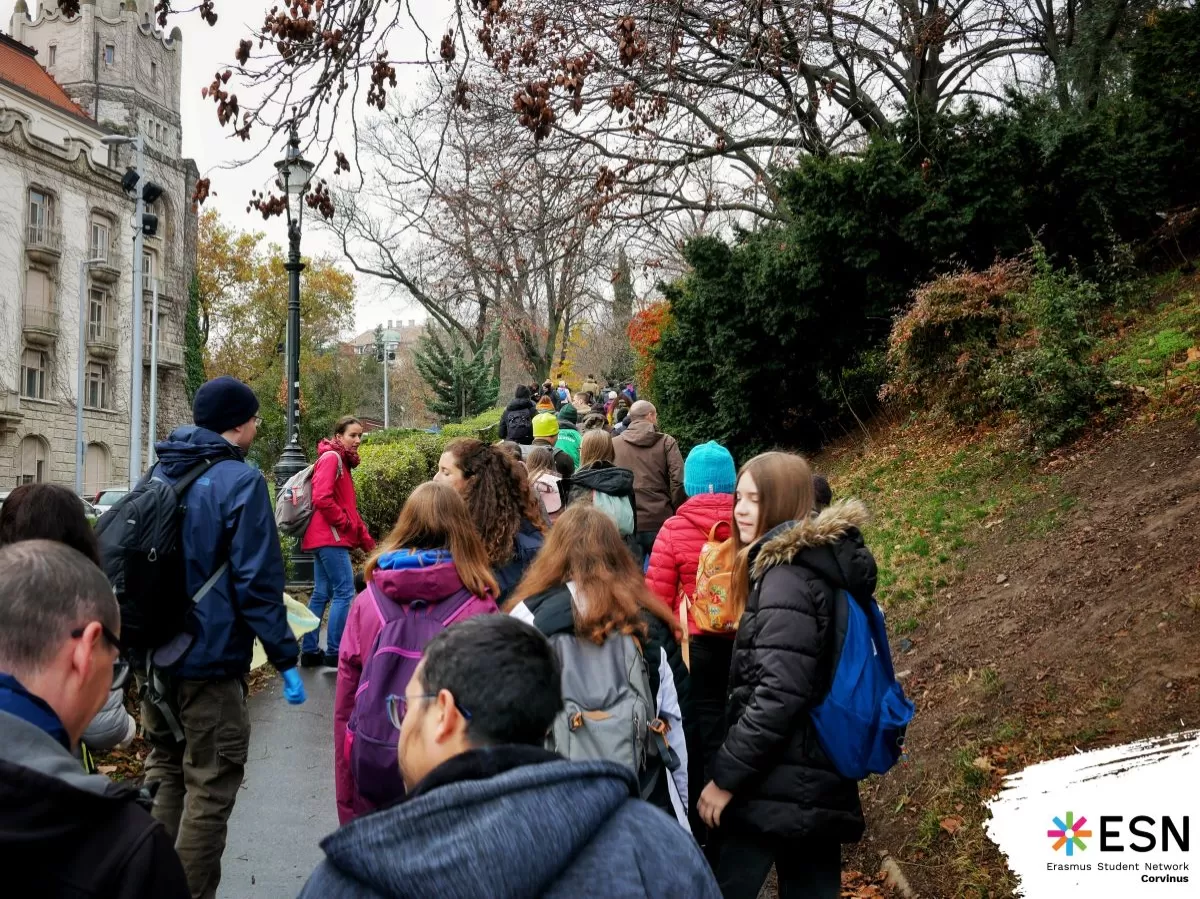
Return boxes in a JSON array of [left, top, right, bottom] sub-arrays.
[[644, 492, 734, 637], [301, 439, 375, 552]]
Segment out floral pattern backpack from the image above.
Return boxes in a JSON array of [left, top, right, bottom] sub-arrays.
[[689, 521, 738, 634]]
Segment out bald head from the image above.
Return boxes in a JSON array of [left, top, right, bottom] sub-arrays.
[[628, 400, 656, 423]]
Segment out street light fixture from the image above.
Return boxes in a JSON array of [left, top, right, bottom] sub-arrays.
[[76, 255, 109, 498], [274, 121, 315, 588]]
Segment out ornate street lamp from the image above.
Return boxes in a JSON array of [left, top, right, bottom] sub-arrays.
[[274, 121, 315, 587]]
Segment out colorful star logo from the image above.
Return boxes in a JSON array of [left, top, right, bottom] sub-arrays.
[[1048, 812, 1092, 856]]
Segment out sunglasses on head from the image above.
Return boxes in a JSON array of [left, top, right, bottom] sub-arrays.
[[71, 623, 130, 690]]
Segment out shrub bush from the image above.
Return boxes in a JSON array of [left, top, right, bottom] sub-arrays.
[[884, 260, 1032, 424], [886, 248, 1112, 452], [441, 407, 503, 442], [355, 442, 436, 539], [983, 251, 1112, 451]]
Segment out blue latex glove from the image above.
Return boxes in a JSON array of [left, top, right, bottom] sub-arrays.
[[281, 668, 307, 705]]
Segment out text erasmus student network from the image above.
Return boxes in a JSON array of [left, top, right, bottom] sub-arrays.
[[1047, 811, 1190, 883]]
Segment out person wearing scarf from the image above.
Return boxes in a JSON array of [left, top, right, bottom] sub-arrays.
[[301, 416, 376, 667]]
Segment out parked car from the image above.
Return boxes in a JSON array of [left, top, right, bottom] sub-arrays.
[[92, 488, 129, 515]]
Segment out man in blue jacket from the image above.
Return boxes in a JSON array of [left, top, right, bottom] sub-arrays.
[[141, 376, 305, 899], [299, 615, 719, 899]]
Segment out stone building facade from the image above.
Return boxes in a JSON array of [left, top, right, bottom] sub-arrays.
[[2, 0, 195, 494]]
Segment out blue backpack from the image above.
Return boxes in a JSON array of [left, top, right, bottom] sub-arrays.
[[810, 590, 914, 780]]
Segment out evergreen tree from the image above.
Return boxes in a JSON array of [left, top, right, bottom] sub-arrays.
[[184, 273, 206, 400], [603, 248, 637, 386], [412, 324, 501, 423]]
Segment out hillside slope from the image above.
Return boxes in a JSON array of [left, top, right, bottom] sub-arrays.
[[817, 404, 1200, 897]]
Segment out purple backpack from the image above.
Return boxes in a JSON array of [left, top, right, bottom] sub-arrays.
[[346, 583, 476, 806]]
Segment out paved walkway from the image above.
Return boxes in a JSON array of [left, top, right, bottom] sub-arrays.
[[219, 666, 339, 899]]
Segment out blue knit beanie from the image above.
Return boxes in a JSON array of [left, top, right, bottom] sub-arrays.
[[684, 441, 736, 496]]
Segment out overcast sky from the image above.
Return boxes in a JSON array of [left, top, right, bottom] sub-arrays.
[[2, 0, 442, 335]]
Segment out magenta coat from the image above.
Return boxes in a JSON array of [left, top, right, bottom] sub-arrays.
[[301, 438, 375, 553]]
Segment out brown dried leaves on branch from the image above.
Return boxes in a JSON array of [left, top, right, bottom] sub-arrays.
[[615, 16, 645, 68], [192, 177, 212, 210], [201, 69, 250, 140], [513, 81, 554, 141], [367, 52, 397, 110]]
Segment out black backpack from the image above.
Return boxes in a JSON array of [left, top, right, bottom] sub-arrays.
[[504, 406, 534, 445], [96, 460, 226, 651]]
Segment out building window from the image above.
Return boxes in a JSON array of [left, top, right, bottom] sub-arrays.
[[104, 44, 115, 66], [90, 216, 111, 263], [24, 268, 52, 310], [48, 45, 56, 67], [88, 287, 110, 339], [18, 436, 49, 485], [85, 362, 112, 409], [84, 443, 110, 497], [150, 60, 157, 80], [27, 189, 54, 241], [142, 250, 152, 290], [20, 349, 47, 400]]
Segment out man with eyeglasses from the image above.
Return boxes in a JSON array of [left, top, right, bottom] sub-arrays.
[[0, 541, 189, 897], [299, 615, 719, 899], [144, 375, 304, 899]]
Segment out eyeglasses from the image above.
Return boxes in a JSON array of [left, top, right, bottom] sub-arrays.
[[253, 416, 263, 426], [71, 623, 130, 690], [385, 692, 472, 730]]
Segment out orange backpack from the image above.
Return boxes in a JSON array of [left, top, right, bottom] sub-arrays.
[[689, 521, 738, 634]]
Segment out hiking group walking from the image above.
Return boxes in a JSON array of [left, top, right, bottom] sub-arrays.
[[0, 374, 911, 899]]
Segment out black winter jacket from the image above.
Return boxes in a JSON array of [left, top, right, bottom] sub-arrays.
[[710, 499, 876, 843], [0, 710, 190, 898], [499, 398, 537, 445]]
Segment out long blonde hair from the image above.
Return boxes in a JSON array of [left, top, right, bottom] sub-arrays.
[[579, 430, 615, 468], [505, 504, 680, 643], [728, 452, 814, 621], [365, 481, 499, 598]]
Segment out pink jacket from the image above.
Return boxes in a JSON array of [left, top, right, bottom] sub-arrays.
[[645, 493, 734, 637], [301, 439, 375, 552], [333, 555, 497, 823]]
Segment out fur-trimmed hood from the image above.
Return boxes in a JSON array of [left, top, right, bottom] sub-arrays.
[[749, 498, 877, 597]]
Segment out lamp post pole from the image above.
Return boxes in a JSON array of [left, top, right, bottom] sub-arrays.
[[129, 135, 146, 482], [273, 122, 314, 588]]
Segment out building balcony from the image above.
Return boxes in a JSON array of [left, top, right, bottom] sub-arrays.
[[89, 246, 122, 284], [87, 323, 120, 359], [25, 223, 62, 264], [22, 304, 59, 346], [144, 340, 184, 369], [0, 389, 23, 433]]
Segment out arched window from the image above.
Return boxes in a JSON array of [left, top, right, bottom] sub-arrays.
[[84, 443, 111, 497], [18, 435, 49, 485]]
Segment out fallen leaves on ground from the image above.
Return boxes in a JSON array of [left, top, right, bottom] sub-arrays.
[[841, 869, 895, 897]]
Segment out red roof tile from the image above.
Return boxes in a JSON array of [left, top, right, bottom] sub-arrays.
[[0, 32, 95, 124]]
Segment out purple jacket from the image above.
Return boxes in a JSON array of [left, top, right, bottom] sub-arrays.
[[334, 549, 497, 823]]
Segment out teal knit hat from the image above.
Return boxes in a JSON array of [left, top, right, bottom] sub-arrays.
[[684, 441, 736, 496]]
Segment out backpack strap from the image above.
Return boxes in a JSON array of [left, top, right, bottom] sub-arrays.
[[317, 449, 343, 480], [708, 521, 732, 543]]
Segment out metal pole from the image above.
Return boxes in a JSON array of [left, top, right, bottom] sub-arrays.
[[128, 135, 146, 483], [147, 276, 159, 465], [75, 259, 88, 497], [274, 215, 313, 587], [383, 344, 389, 429]]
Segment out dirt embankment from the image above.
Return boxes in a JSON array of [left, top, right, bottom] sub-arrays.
[[850, 417, 1200, 897]]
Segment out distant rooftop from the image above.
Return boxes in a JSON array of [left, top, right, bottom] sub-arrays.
[[0, 32, 95, 125]]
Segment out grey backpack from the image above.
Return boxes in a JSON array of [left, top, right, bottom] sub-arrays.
[[274, 450, 341, 537], [545, 631, 675, 798]]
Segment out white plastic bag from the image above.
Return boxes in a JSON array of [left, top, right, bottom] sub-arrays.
[[250, 593, 321, 670]]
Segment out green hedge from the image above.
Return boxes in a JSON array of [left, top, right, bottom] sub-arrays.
[[355, 408, 503, 536]]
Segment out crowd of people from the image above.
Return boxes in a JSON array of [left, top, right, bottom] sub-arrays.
[[0, 373, 882, 899]]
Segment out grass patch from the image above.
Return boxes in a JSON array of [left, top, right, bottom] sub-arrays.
[[1103, 279, 1200, 403], [823, 427, 1064, 629]]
